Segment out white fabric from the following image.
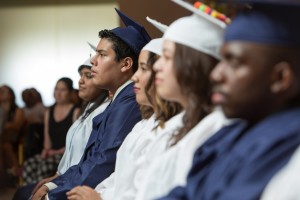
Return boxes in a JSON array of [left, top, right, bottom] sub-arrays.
[[163, 0, 226, 60], [44, 182, 58, 191], [164, 14, 224, 60], [146, 16, 168, 33], [112, 80, 132, 102], [135, 108, 234, 200], [142, 38, 163, 56], [96, 112, 184, 200], [260, 145, 300, 200], [57, 100, 110, 174]]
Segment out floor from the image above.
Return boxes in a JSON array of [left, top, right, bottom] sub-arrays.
[[0, 175, 19, 200], [0, 187, 17, 200]]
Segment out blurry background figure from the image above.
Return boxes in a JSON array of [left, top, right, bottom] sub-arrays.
[[0, 89, 4, 136], [12, 54, 111, 200], [21, 88, 46, 161], [21, 77, 80, 185], [0, 85, 25, 188]]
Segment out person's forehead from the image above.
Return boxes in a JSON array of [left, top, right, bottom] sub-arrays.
[[221, 41, 273, 64], [97, 38, 115, 52], [79, 67, 91, 73]]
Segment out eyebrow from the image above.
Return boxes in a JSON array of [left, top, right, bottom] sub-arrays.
[[96, 49, 106, 54], [139, 62, 151, 67]]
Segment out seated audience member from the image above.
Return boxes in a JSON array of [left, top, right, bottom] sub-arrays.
[[22, 77, 80, 185], [22, 87, 46, 125], [13, 52, 110, 200], [157, 0, 300, 200], [0, 84, 25, 185], [22, 88, 46, 160], [30, 8, 149, 200]]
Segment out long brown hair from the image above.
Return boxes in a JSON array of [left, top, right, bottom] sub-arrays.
[[144, 51, 182, 129], [171, 43, 219, 145]]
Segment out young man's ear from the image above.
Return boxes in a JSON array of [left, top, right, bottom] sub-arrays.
[[121, 57, 133, 72], [271, 61, 293, 93]]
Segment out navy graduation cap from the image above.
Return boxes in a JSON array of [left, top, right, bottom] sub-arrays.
[[111, 8, 151, 56], [224, 0, 300, 47]]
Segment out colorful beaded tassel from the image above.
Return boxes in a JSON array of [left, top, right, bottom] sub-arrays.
[[194, 1, 231, 24]]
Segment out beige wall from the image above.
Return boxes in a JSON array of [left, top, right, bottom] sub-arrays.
[[0, 3, 117, 106], [118, 0, 194, 38]]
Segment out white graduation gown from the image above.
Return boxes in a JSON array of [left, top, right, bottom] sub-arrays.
[[135, 108, 233, 200], [260, 144, 300, 200], [57, 100, 110, 174], [96, 112, 184, 200]]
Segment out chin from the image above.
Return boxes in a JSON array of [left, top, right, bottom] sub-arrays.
[[221, 107, 238, 119]]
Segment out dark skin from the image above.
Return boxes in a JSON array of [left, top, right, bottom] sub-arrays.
[[210, 41, 300, 125]]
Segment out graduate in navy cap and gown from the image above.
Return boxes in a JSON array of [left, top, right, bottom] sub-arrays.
[[157, 0, 300, 200], [29, 8, 151, 200]]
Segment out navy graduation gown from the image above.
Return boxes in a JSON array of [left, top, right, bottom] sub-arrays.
[[159, 108, 300, 200], [48, 83, 141, 199]]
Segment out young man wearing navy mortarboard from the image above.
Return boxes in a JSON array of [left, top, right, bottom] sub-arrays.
[[158, 0, 300, 199], [15, 8, 151, 200]]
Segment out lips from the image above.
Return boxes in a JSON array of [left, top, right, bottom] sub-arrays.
[[212, 92, 225, 104], [133, 87, 140, 93], [91, 71, 96, 77], [155, 77, 163, 85], [79, 87, 85, 91], [91, 68, 97, 77]]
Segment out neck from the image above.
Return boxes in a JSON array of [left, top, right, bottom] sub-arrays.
[[109, 75, 132, 95]]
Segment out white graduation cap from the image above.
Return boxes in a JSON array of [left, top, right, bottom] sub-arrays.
[[163, 0, 228, 59], [142, 38, 164, 56], [78, 42, 97, 71], [146, 16, 169, 33], [87, 41, 97, 51]]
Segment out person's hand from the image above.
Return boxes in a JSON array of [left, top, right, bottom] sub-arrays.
[[31, 174, 58, 195], [40, 149, 49, 159], [66, 186, 102, 200], [32, 185, 49, 200], [47, 149, 57, 156]]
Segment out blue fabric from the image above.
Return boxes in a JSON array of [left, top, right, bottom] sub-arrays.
[[12, 183, 36, 200], [48, 83, 141, 199], [112, 9, 151, 56], [225, 4, 300, 47], [158, 108, 300, 200]]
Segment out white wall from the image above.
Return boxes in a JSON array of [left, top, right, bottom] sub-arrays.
[[0, 3, 118, 107]]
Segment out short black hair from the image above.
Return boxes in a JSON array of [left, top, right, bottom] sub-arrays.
[[99, 29, 138, 73]]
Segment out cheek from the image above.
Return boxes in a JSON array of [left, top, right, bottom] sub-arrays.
[[140, 73, 151, 88]]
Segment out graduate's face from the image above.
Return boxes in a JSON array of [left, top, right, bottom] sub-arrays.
[[78, 67, 103, 102], [154, 40, 184, 106], [210, 41, 275, 121], [91, 38, 123, 91], [131, 50, 152, 106]]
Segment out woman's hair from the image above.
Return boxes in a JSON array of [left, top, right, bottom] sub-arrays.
[[170, 43, 219, 146], [57, 77, 74, 92], [145, 51, 182, 129], [1, 85, 18, 121], [80, 89, 109, 122]]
